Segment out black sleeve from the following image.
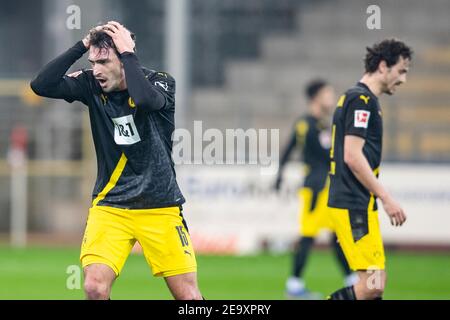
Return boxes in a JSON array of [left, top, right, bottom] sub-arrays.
[[344, 95, 374, 139], [120, 52, 175, 112], [278, 130, 297, 171], [30, 41, 90, 105]]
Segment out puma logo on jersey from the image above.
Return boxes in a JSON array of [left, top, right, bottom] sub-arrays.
[[359, 95, 370, 105], [184, 250, 192, 256]]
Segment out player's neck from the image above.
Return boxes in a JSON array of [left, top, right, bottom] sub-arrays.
[[309, 103, 323, 120], [360, 74, 382, 97], [118, 77, 127, 91]]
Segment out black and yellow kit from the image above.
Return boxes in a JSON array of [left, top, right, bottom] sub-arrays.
[[31, 41, 196, 276], [279, 114, 333, 236], [328, 82, 385, 270]]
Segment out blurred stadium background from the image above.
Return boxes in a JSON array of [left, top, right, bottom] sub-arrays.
[[0, 0, 449, 299]]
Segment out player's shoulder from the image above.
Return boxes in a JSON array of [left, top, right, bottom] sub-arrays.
[[65, 69, 101, 93], [343, 83, 377, 109], [65, 68, 93, 80], [142, 68, 175, 94], [143, 68, 175, 83], [294, 114, 312, 135]]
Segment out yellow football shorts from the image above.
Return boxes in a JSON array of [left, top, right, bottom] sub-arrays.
[[80, 205, 197, 277], [299, 186, 334, 237], [329, 198, 385, 271]]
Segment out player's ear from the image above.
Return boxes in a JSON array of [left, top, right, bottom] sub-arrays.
[[378, 60, 388, 74]]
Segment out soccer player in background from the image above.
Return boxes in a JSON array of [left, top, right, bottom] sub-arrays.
[[275, 80, 358, 299], [327, 39, 412, 300], [30, 22, 202, 300]]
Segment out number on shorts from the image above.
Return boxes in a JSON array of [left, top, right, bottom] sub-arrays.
[[175, 226, 189, 247]]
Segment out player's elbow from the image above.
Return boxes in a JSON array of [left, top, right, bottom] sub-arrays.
[[344, 149, 359, 169], [30, 78, 43, 96], [134, 95, 165, 112], [30, 77, 49, 97]]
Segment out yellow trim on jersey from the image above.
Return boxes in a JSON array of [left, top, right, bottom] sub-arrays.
[[92, 153, 128, 206], [296, 120, 309, 145], [337, 94, 346, 107], [330, 124, 336, 159], [330, 161, 336, 175]]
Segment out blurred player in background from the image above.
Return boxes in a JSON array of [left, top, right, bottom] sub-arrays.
[[30, 22, 202, 300], [327, 39, 412, 300], [275, 80, 358, 299]]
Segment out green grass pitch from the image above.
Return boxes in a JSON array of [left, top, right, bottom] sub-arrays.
[[0, 246, 448, 299]]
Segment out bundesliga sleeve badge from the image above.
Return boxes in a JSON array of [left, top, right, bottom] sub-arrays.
[[354, 110, 370, 128]]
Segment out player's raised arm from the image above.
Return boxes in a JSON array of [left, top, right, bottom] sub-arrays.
[[29, 30, 95, 103], [103, 21, 171, 112]]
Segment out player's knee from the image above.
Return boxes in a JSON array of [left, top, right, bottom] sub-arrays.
[[84, 277, 110, 300]]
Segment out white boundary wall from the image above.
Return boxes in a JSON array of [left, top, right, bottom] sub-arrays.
[[177, 164, 450, 254]]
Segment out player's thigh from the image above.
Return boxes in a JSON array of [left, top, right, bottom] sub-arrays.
[[330, 208, 385, 271], [134, 207, 197, 277], [80, 206, 136, 276]]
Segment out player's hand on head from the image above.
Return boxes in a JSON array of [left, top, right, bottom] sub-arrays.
[[82, 25, 103, 49], [102, 21, 135, 54], [381, 195, 407, 227]]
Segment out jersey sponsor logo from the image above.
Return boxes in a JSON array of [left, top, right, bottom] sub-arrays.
[[112, 114, 141, 145], [154, 80, 169, 92], [354, 110, 370, 128]]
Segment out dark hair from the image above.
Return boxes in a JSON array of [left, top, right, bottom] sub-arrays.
[[364, 39, 413, 73], [89, 25, 136, 56], [305, 79, 328, 100]]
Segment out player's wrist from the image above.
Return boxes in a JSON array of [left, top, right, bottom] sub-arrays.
[[378, 191, 390, 203], [82, 38, 89, 49]]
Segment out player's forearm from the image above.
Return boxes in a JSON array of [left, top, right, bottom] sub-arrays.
[[345, 150, 388, 200], [120, 52, 166, 111], [279, 132, 297, 169], [30, 41, 87, 97]]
